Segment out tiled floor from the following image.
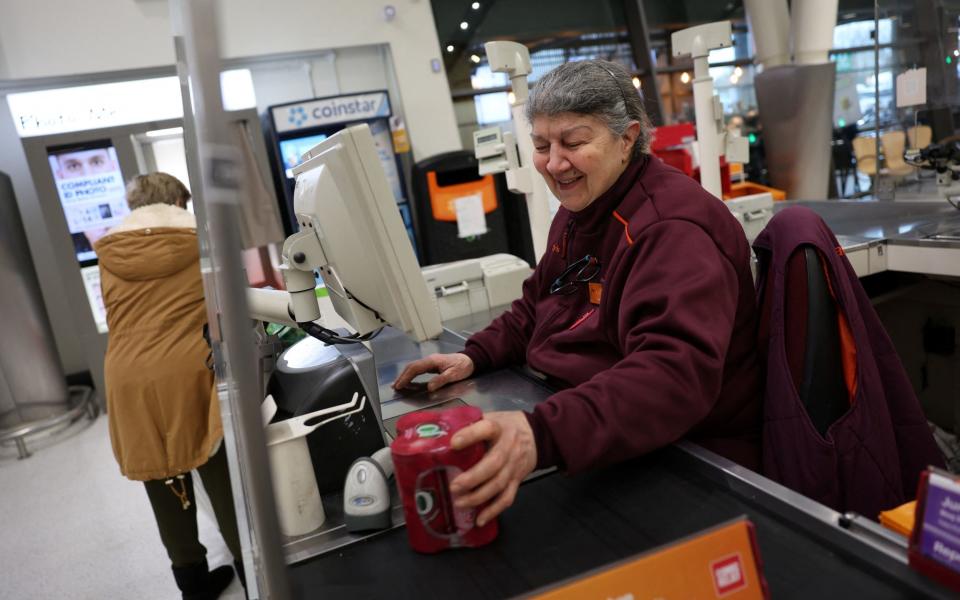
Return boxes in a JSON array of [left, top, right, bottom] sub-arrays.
[[0, 297, 350, 600], [0, 413, 245, 600]]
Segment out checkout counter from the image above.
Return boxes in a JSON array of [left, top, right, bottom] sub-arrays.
[[278, 312, 952, 598], [790, 200, 960, 279], [273, 200, 960, 598]]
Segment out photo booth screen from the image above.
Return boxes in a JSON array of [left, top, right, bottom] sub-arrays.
[[47, 139, 128, 263]]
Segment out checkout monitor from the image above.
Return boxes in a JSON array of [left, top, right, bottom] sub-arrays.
[[290, 124, 442, 343]]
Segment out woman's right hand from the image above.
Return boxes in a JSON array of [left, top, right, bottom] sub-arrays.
[[392, 353, 475, 393]]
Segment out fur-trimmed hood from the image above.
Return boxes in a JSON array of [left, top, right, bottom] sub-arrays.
[[108, 203, 196, 233], [94, 204, 199, 282]]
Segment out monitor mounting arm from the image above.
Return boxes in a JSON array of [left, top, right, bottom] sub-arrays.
[[275, 222, 385, 339], [279, 227, 327, 324]]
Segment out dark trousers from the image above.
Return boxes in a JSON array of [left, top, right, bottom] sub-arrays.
[[143, 444, 242, 567]]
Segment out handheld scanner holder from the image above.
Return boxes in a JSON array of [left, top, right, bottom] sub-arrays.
[[343, 447, 394, 532], [485, 40, 532, 103], [264, 392, 366, 446], [671, 21, 733, 59]]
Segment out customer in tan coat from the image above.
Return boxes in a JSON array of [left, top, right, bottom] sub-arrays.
[[96, 172, 241, 600]]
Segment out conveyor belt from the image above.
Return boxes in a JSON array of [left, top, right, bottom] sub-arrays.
[[288, 444, 952, 598]]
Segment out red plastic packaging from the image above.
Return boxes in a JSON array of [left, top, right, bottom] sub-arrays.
[[390, 405, 499, 553]]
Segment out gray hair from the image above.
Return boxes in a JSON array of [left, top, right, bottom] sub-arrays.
[[525, 59, 653, 159], [126, 172, 191, 210]]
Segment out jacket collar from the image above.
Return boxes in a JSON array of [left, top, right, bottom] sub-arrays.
[[565, 154, 648, 233], [108, 203, 196, 235]]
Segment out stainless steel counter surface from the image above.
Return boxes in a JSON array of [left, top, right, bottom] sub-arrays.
[[371, 326, 551, 421], [833, 234, 874, 253], [783, 200, 960, 249], [367, 320, 548, 419]]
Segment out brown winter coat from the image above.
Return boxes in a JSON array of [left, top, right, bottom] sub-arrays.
[[95, 204, 222, 481]]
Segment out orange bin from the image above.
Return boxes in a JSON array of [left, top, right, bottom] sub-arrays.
[[724, 181, 787, 201]]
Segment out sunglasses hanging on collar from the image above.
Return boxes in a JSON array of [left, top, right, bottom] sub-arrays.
[[550, 254, 601, 295]]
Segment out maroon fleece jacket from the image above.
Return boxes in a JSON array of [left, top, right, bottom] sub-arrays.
[[462, 155, 761, 473]]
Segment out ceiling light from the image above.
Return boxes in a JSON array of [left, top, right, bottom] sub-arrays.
[[460, 21, 469, 30], [470, 54, 481, 63], [680, 71, 690, 84], [447, 45, 454, 53], [507, 91, 516, 105], [733, 66, 743, 77], [472, 2, 480, 9], [631, 76, 641, 89]]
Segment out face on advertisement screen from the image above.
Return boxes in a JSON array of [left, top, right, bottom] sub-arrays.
[[47, 144, 128, 262], [54, 148, 119, 179]]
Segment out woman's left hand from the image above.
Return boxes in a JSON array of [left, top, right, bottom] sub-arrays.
[[448, 411, 538, 527]]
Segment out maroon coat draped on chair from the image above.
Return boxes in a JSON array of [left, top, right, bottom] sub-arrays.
[[754, 206, 943, 518]]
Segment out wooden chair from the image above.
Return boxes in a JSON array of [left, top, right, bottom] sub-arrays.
[[907, 125, 932, 150], [852, 136, 880, 179], [880, 130, 915, 181]]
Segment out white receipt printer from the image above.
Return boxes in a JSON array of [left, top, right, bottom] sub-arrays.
[[421, 253, 532, 322]]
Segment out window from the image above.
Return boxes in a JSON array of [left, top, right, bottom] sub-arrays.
[[831, 18, 897, 130]]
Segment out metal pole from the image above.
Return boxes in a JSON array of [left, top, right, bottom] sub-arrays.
[[874, 0, 881, 196], [692, 54, 722, 199], [169, 2, 290, 598], [624, 0, 666, 126], [792, 0, 840, 65], [510, 101, 553, 261], [743, 0, 791, 70]]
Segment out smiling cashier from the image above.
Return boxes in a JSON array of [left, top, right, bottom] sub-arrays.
[[394, 59, 761, 529]]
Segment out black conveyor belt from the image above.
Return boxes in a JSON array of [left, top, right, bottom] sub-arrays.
[[289, 445, 951, 599]]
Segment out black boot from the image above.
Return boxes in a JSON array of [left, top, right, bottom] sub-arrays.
[[172, 560, 235, 600]]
